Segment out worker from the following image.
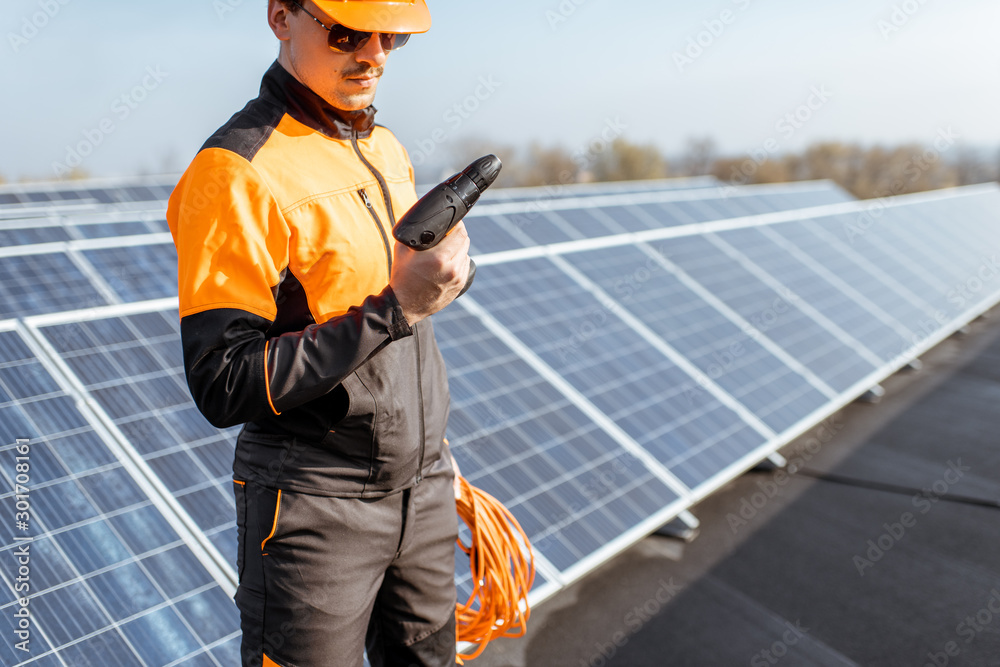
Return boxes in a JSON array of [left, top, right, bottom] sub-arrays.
[[165, 0, 469, 665]]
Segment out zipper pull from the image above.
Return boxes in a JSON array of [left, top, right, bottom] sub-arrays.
[[359, 188, 373, 209]]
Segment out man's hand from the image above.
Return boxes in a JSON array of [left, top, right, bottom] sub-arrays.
[[389, 221, 471, 325]]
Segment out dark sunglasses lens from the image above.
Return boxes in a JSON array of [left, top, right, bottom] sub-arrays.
[[327, 25, 410, 52], [381, 33, 409, 50], [327, 24, 368, 52]]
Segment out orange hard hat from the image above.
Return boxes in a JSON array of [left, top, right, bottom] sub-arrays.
[[311, 0, 431, 34]]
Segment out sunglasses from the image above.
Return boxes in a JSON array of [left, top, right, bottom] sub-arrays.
[[288, 0, 411, 53]]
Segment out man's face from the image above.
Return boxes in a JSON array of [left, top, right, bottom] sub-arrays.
[[272, 0, 390, 111]]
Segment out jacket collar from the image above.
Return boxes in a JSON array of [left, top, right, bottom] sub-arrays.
[[261, 60, 376, 141]]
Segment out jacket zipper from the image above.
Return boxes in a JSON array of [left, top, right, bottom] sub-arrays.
[[358, 187, 392, 278], [351, 131, 397, 228], [352, 130, 427, 486]]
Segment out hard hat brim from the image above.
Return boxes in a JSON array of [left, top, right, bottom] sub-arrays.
[[311, 0, 431, 34]]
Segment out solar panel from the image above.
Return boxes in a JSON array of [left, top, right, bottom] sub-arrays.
[[462, 258, 768, 490], [2, 180, 998, 664], [0, 206, 169, 242], [0, 320, 239, 665], [476, 175, 720, 203], [29, 305, 240, 564], [0, 254, 109, 319], [560, 244, 834, 431], [465, 180, 853, 255], [0, 239, 176, 317], [0, 176, 176, 212], [434, 307, 684, 587]]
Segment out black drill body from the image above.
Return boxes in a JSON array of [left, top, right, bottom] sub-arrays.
[[393, 154, 502, 296]]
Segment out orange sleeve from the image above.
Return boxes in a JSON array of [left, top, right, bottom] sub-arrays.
[[167, 148, 290, 321]]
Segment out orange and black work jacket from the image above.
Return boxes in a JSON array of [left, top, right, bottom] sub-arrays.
[[166, 61, 450, 498]]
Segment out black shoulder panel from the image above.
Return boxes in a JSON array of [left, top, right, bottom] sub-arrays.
[[200, 95, 286, 163]]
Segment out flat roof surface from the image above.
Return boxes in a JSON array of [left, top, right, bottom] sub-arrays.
[[471, 308, 1000, 666]]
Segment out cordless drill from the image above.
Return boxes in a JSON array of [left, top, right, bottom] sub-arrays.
[[393, 154, 502, 297]]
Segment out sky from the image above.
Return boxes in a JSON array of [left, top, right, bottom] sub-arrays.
[[2, 0, 998, 182]]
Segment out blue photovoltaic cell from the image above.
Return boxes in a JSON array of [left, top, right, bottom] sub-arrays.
[[657, 234, 877, 392], [0, 328, 239, 666], [83, 243, 178, 302], [472, 258, 766, 490], [0, 226, 70, 246], [807, 215, 956, 314], [848, 210, 970, 288], [639, 201, 700, 227], [547, 208, 620, 239], [766, 222, 933, 337], [0, 218, 165, 247], [0, 182, 174, 211], [502, 210, 576, 246], [716, 225, 908, 363], [563, 245, 830, 433], [709, 197, 765, 217], [0, 253, 109, 318], [38, 311, 240, 562], [730, 196, 780, 215], [466, 215, 525, 255], [435, 307, 680, 575], [479, 184, 852, 247], [683, 198, 735, 221], [75, 220, 157, 239], [594, 205, 664, 233], [480, 178, 718, 204]]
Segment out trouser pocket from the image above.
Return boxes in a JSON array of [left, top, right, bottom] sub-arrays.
[[234, 481, 282, 623]]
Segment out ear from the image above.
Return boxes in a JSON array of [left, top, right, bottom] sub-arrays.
[[268, 0, 293, 42]]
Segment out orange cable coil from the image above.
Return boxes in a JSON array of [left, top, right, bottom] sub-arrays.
[[454, 475, 535, 662]]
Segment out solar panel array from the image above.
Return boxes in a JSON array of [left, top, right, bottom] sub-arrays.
[[0, 176, 174, 216], [0, 212, 168, 247], [3, 174, 1000, 663], [0, 319, 240, 665]]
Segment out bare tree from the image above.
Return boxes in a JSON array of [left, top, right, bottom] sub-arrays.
[[677, 137, 717, 176], [590, 138, 668, 182]]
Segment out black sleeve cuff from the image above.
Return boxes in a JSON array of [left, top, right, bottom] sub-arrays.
[[385, 288, 413, 340]]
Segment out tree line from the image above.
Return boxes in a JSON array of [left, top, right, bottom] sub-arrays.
[[447, 136, 1000, 200], [4, 136, 997, 201]]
